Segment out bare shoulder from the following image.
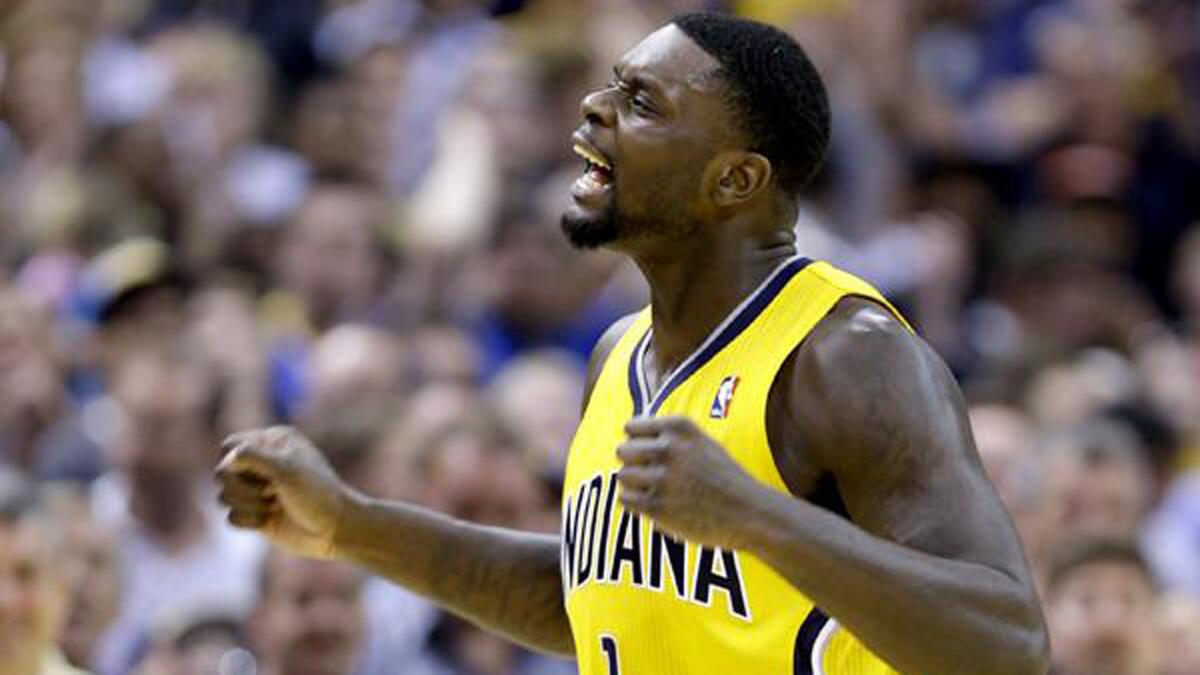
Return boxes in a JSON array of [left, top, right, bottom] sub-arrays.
[[581, 312, 642, 413], [778, 295, 1031, 578], [785, 295, 943, 473], [804, 295, 916, 369]]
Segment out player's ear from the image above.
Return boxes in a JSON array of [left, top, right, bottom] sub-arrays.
[[705, 151, 772, 207]]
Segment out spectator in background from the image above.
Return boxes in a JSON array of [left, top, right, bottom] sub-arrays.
[[131, 608, 254, 675], [0, 286, 103, 482], [275, 179, 389, 334], [1043, 419, 1155, 541], [409, 414, 572, 675], [91, 347, 264, 675], [488, 349, 583, 478], [131, 0, 324, 94], [300, 385, 441, 675], [969, 403, 1062, 581], [0, 467, 93, 675], [422, 613, 576, 675], [0, 2, 87, 166], [80, 238, 190, 379], [43, 485, 122, 673], [1045, 537, 1161, 675], [251, 550, 367, 675], [301, 323, 408, 425], [414, 415, 544, 529], [185, 277, 271, 436], [369, 380, 482, 504], [472, 201, 628, 378], [410, 323, 484, 386], [970, 402, 1036, 501], [266, 179, 394, 419], [1157, 592, 1200, 675]]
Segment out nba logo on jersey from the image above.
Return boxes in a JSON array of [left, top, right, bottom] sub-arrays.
[[709, 376, 739, 419]]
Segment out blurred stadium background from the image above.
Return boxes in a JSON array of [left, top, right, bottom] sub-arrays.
[[0, 0, 1198, 674]]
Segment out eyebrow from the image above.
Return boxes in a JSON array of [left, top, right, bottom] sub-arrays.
[[613, 66, 663, 96]]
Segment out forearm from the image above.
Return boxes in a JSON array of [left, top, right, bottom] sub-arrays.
[[335, 493, 574, 656], [739, 489, 1047, 675]]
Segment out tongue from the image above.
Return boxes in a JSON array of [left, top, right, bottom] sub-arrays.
[[589, 165, 613, 184]]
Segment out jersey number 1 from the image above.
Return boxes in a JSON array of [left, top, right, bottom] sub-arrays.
[[600, 635, 620, 675]]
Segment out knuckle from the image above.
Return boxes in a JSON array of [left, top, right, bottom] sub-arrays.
[[665, 416, 691, 430], [266, 426, 296, 448]]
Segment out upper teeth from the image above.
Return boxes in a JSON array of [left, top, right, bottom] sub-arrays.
[[573, 144, 611, 171]]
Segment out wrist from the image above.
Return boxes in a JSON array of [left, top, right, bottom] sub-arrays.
[[708, 477, 774, 552], [330, 488, 371, 560], [730, 485, 794, 555]]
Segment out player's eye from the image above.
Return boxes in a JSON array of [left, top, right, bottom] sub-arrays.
[[630, 95, 654, 114]]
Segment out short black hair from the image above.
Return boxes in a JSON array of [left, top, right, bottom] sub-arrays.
[[673, 12, 831, 194], [1047, 537, 1155, 594]]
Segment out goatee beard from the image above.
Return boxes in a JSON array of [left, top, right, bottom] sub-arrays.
[[560, 208, 620, 250]]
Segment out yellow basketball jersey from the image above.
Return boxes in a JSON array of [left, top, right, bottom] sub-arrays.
[[561, 257, 910, 675]]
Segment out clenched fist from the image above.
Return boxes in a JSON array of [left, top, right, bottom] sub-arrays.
[[215, 426, 355, 560], [616, 416, 764, 550]]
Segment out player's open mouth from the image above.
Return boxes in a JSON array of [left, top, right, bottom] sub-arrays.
[[571, 141, 615, 201]]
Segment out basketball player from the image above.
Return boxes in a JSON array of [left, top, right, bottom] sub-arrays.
[[217, 13, 1048, 674]]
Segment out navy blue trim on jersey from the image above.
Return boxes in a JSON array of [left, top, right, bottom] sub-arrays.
[[793, 607, 831, 675], [630, 256, 812, 416], [627, 329, 652, 416]]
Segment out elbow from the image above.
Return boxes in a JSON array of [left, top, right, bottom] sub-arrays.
[[977, 613, 1049, 675], [1003, 590, 1052, 675], [972, 580, 1050, 675], [1013, 618, 1052, 675]]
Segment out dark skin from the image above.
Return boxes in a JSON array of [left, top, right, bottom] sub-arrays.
[[217, 24, 1049, 674]]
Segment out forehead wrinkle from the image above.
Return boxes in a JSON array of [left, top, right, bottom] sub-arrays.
[[684, 66, 724, 95], [616, 25, 723, 99], [616, 60, 719, 99]]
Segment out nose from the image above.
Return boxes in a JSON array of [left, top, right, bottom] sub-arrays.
[[308, 595, 353, 633], [1088, 597, 1135, 642], [580, 88, 616, 129]]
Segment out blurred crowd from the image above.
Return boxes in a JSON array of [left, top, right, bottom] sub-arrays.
[[0, 0, 1198, 674]]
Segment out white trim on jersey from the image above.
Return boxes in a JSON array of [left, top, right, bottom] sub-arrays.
[[638, 254, 806, 409], [811, 618, 840, 675]]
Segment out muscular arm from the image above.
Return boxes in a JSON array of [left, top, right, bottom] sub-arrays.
[[332, 314, 638, 656], [750, 298, 1048, 674], [219, 314, 639, 658], [332, 498, 570, 653]]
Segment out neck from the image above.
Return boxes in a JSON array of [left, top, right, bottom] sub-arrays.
[[129, 477, 205, 551], [631, 222, 797, 377]]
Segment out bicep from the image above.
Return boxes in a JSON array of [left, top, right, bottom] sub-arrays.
[[789, 301, 1029, 580]]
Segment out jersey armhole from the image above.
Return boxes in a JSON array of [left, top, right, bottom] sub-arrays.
[[762, 291, 912, 501], [581, 310, 650, 416]]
